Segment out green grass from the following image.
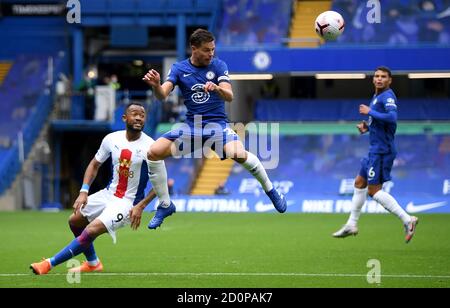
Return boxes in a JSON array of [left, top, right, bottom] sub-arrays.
[[0, 211, 449, 288]]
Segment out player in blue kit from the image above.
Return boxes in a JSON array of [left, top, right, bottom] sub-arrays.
[[143, 29, 287, 228], [333, 66, 419, 243]]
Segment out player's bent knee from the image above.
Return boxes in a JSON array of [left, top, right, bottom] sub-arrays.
[[148, 147, 167, 161], [68, 213, 87, 228], [354, 176, 367, 189], [225, 147, 247, 163], [367, 186, 381, 197], [84, 222, 107, 239], [147, 150, 160, 161], [232, 156, 247, 164]]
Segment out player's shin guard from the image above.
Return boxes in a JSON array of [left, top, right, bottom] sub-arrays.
[[241, 152, 273, 192], [346, 187, 368, 226], [372, 190, 411, 225], [148, 160, 171, 207], [69, 223, 98, 265], [50, 230, 96, 268]]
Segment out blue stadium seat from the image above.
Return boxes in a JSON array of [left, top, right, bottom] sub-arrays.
[[217, 0, 292, 46], [332, 0, 450, 45], [81, 0, 108, 14]]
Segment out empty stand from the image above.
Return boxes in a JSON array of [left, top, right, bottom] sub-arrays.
[[289, 0, 331, 48], [0, 54, 66, 195], [332, 0, 450, 45], [217, 0, 292, 46], [0, 62, 12, 85], [191, 153, 234, 195]]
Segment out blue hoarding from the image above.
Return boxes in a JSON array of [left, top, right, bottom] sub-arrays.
[[217, 47, 450, 73]]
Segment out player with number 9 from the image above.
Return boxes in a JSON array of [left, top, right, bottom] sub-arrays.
[[30, 103, 160, 275]]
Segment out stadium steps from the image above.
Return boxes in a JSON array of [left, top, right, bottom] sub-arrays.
[[0, 86, 60, 210], [0, 62, 12, 85], [190, 152, 234, 195], [289, 0, 331, 48], [0, 121, 52, 211]]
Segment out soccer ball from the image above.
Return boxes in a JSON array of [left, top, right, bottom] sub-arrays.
[[315, 11, 345, 41]]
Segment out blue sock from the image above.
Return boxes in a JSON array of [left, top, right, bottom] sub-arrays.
[[50, 230, 94, 267], [69, 224, 98, 263]]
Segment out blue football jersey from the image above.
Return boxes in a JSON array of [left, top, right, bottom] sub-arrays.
[[367, 88, 398, 154], [166, 58, 231, 125]]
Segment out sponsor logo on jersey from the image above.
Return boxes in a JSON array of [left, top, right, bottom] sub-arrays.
[[191, 83, 210, 104], [115, 149, 133, 198], [386, 97, 397, 108]]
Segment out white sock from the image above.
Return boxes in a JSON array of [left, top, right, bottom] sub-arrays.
[[346, 187, 367, 227], [88, 259, 99, 267], [148, 160, 171, 207], [46, 258, 53, 268], [372, 190, 411, 225], [241, 152, 273, 192]]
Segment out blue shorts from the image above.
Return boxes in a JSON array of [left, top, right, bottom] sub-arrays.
[[161, 122, 240, 159], [359, 152, 396, 185]]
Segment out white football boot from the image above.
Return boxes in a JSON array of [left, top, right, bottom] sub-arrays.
[[332, 224, 359, 238], [404, 216, 419, 244]]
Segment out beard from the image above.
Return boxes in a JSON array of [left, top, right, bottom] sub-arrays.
[[126, 123, 144, 132]]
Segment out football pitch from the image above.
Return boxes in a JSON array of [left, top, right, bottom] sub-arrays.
[[0, 211, 449, 288]]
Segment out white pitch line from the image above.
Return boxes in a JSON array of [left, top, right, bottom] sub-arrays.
[[1, 272, 450, 279]]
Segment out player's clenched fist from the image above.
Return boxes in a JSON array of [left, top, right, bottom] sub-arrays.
[[359, 104, 371, 115], [204, 81, 217, 93], [356, 121, 369, 134], [142, 69, 161, 87]]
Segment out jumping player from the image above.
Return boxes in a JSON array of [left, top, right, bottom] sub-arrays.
[[142, 28, 287, 228]]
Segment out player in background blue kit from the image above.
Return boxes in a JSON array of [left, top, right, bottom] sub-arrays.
[[333, 67, 419, 243], [143, 29, 287, 228]]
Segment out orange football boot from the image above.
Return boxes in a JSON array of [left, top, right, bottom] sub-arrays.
[[30, 259, 51, 275], [68, 260, 103, 273]]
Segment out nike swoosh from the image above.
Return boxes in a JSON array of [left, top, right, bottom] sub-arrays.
[[183, 73, 192, 77], [255, 202, 275, 212], [405, 201, 447, 213], [255, 200, 295, 212]]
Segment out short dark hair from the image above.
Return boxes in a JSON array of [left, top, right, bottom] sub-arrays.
[[189, 28, 215, 47], [375, 66, 392, 78], [125, 102, 145, 113]]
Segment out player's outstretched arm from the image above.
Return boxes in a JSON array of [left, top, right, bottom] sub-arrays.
[[72, 158, 102, 213], [142, 69, 173, 101], [130, 189, 157, 230]]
